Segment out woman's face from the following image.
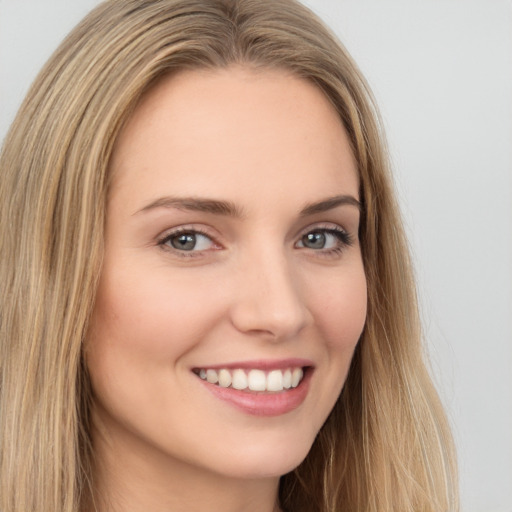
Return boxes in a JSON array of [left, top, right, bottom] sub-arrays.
[[86, 67, 367, 481]]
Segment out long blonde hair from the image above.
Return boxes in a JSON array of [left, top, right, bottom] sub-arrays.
[[0, 1, 458, 511]]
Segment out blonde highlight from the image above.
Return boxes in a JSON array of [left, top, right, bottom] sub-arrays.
[[0, 1, 458, 511]]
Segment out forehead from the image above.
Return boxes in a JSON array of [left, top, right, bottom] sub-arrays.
[[109, 66, 359, 210]]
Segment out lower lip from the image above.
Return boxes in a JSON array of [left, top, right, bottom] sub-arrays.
[[198, 369, 312, 417]]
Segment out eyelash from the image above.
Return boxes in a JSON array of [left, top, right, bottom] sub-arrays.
[[298, 226, 354, 258], [157, 224, 354, 259], [157, 227, 217, 259]]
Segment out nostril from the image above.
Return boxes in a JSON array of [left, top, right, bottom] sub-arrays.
[[228, 259, 312, 339], [230, 300, 310, 339]]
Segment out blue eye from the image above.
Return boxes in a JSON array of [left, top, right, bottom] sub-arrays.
[[161, 231, 214, 252]]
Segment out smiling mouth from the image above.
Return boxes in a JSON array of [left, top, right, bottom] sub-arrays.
[[193, 367, 307, 392]]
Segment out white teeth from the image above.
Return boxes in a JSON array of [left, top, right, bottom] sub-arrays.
[[267, 370, 284, 392], [291, 368, 303, 388], [206, 369, 218, 384], [218, 369, 232, 388], [232, 369, 248, 390], [248, 369, 266, 391], [197, 366, 306, 392], [283, 369, 292, 389]]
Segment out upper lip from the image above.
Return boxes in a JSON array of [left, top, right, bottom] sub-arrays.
[[192, 358, 314, 371]]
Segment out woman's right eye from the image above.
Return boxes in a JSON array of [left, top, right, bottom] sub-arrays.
[[159, 230, 216, 253]]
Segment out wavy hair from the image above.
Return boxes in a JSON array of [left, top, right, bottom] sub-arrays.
[[0, 0, 458, 510]]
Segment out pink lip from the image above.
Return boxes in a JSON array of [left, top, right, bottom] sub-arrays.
[[195, 363, 313, 417], [193, 358, 313, 371]]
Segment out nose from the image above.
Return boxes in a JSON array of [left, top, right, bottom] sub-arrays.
[[229, 247, 311, 341]]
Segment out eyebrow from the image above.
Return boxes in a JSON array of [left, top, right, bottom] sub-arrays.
[[135, 196, 245, 217], [299, 195, 361, 216], [135, 194, 361, 217]]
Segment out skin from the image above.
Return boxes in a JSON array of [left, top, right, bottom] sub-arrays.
[[86, 66, 367, 512]]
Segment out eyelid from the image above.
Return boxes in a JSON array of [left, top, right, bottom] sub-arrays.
[[155, 221, 355, 259], [295, 222, 352, 240], [294, 222, 355, 253], [157, 225, 223, 257]]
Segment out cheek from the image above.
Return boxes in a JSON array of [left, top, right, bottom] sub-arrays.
[[84, 266, 224, 423], [296, 264, 366, 435], [308, 265, 367, 351], [88, 266, 221, 363]]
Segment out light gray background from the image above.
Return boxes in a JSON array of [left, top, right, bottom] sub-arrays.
[[1, 1, 511, 511]]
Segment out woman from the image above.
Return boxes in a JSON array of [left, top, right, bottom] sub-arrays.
[[0, 0, 458, 511]]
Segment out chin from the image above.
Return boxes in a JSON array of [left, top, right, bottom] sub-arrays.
[[208, 431, 315, 480]]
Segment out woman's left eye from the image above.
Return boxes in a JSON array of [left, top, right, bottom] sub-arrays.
[[160, 230, 215, 252], [296, 228, 352, 252]]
